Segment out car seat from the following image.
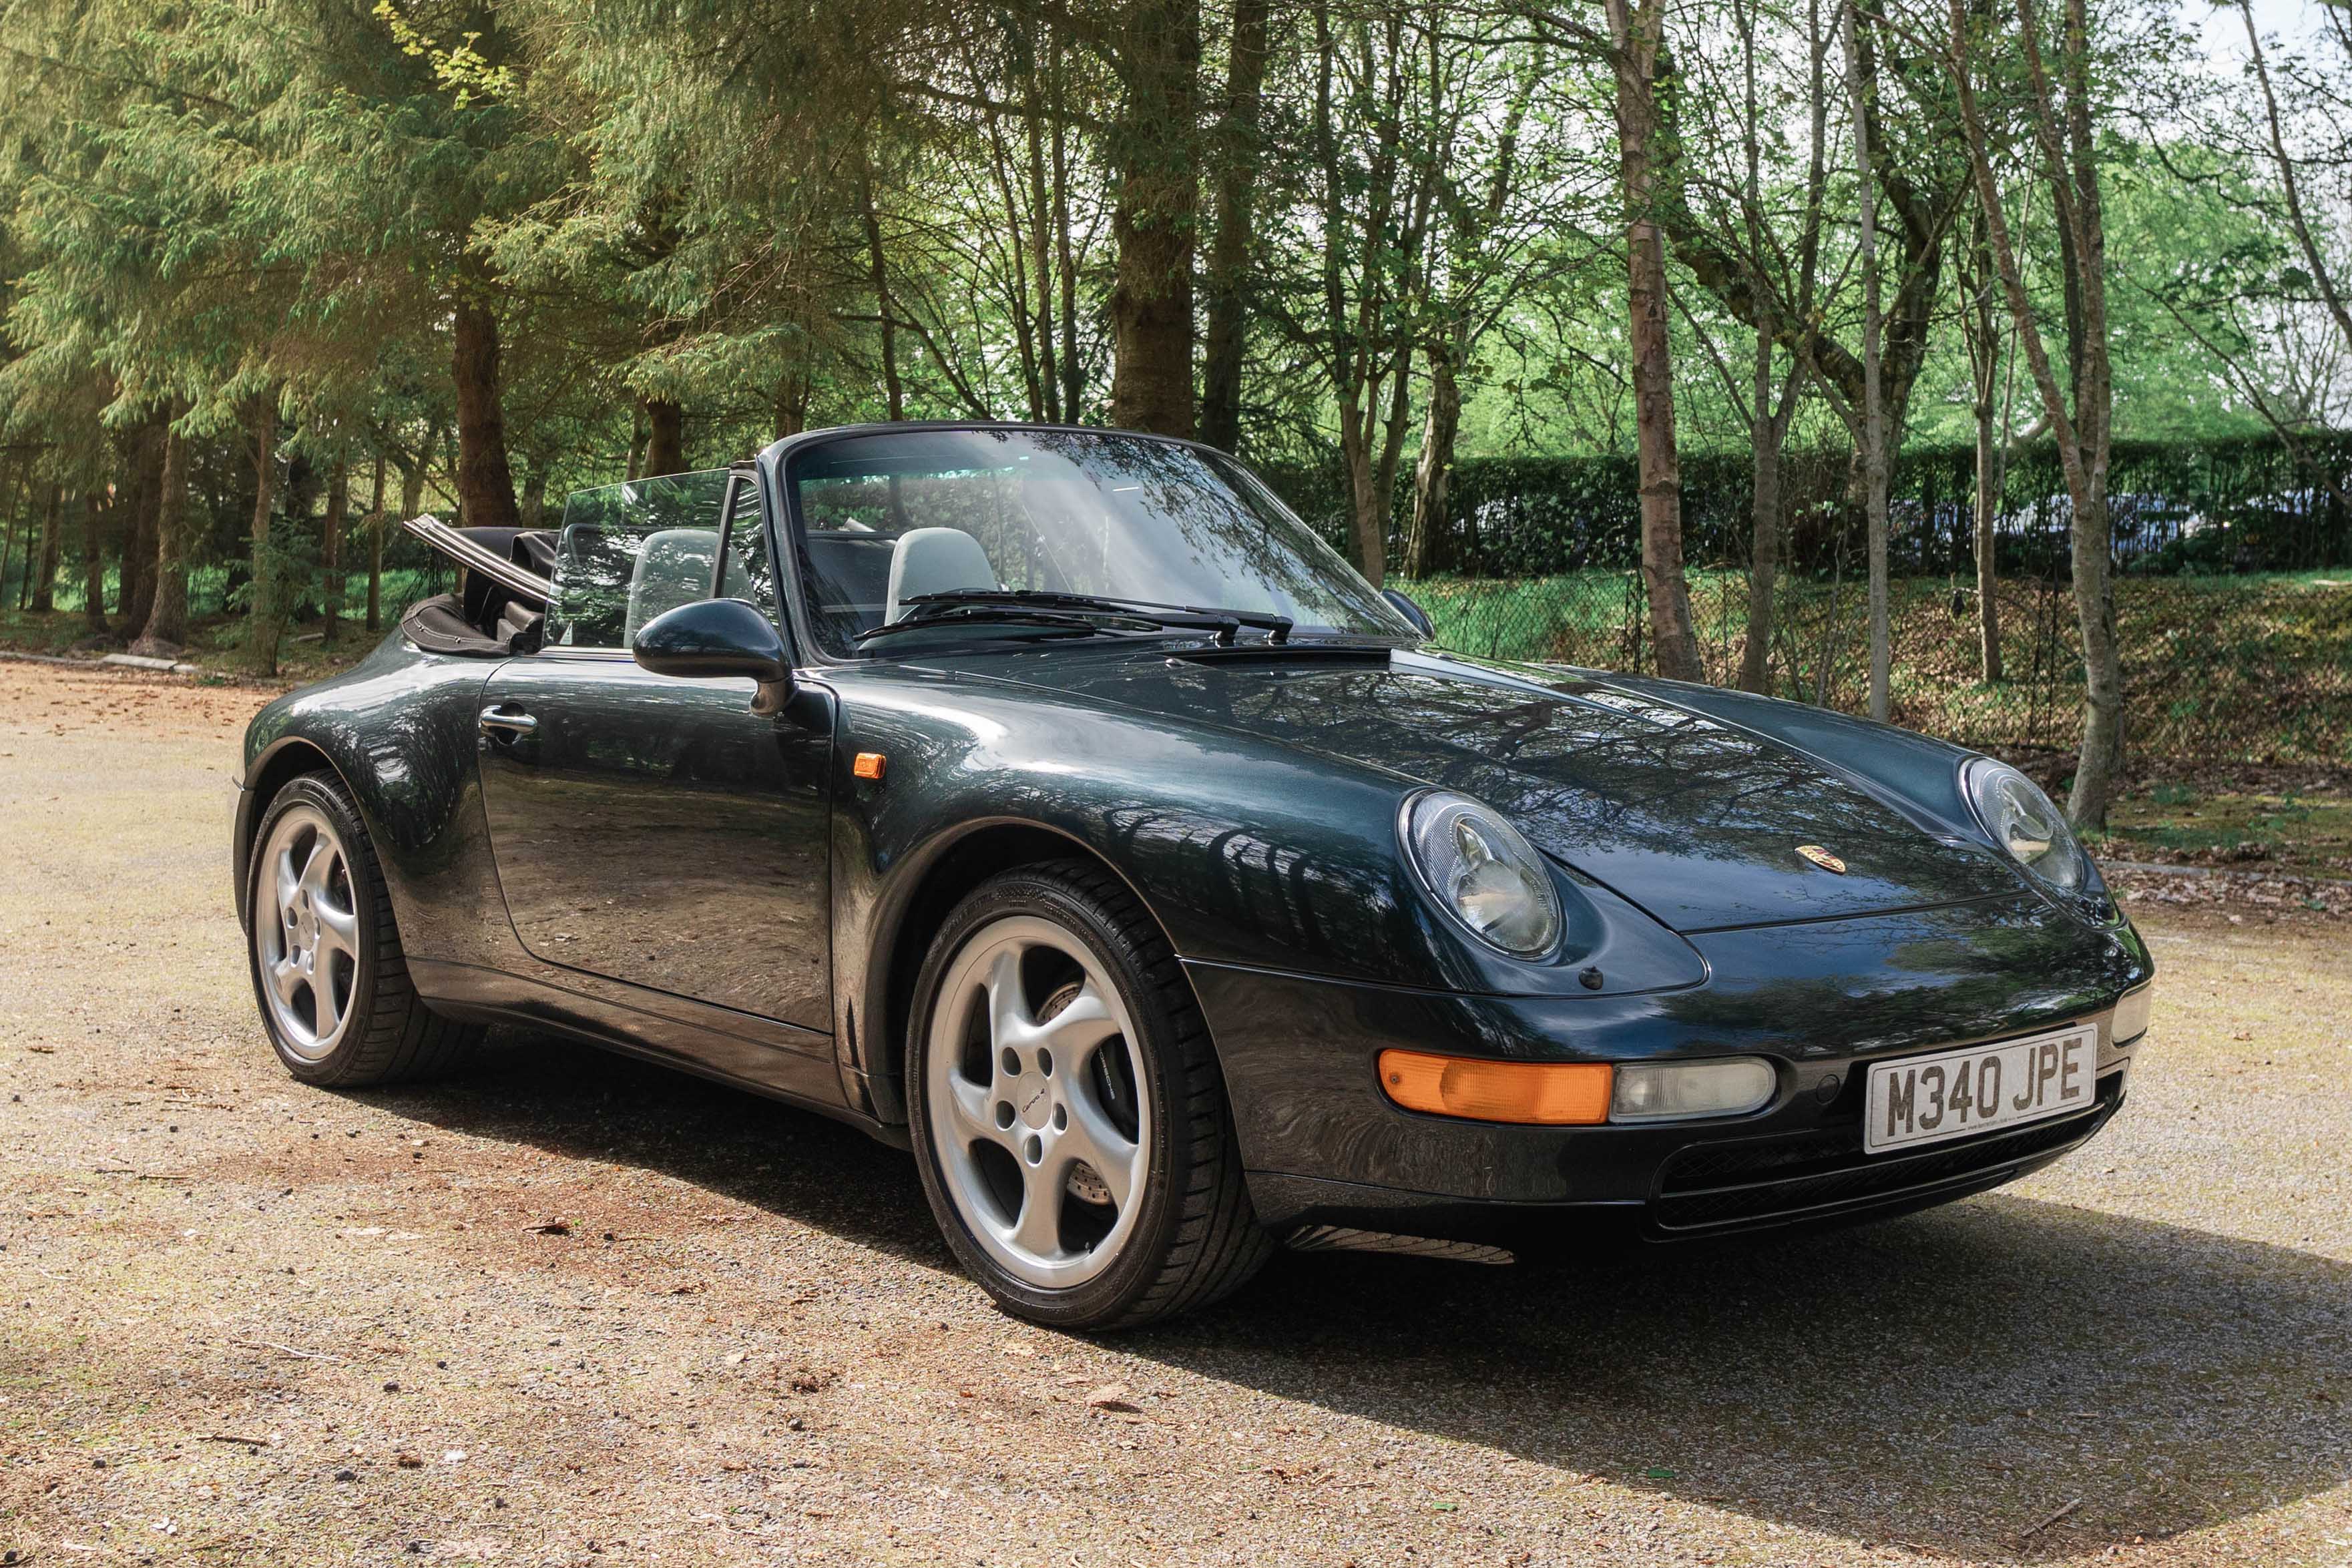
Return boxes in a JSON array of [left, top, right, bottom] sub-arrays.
[[623, 528, 720, 645], [884, 527, 999, 622]]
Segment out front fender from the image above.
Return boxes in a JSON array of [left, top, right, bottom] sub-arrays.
[[825, 665, 1709, 1113]]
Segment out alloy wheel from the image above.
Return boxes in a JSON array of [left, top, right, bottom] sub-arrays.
[[923, 914, 1152, 1289], [252, 804, 361, 1061]]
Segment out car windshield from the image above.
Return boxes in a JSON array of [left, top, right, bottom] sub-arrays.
[[785, 428, 1412, 657]]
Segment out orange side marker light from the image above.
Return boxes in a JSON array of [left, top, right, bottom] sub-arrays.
[[1377, 1049, 1612, 1125], [853, 752, 888, 782]]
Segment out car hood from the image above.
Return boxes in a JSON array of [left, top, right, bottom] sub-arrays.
[[950, 645, 2021, 933]]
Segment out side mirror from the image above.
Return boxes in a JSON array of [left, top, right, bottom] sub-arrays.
[[632, 599, 792, 710], [1382, 587, 1435, 639]]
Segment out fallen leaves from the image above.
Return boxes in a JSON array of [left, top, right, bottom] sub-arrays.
[[1085, 1382, 1143, 1414]]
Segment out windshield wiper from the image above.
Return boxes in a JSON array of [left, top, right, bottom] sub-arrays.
[[901, 589, 1292, 647], [853, 605, 1120, 644]]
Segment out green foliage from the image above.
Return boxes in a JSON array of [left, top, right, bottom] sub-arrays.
[[1405, 569, 2352, 767], [1270, 433, 2352, 578]]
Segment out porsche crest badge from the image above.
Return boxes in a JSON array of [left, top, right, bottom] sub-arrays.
[[1796, 844, 1848, 874]]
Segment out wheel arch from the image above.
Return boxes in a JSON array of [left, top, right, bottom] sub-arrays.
[[859, 817, 1191, 1127], [234, 738, 350, 924]]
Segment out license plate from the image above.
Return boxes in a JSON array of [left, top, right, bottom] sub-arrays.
[[1864, 1025, 2098, 1153]]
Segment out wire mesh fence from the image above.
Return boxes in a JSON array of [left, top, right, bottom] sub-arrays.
[[1264, 435, 2352, 770], [1404, 569, 2352, 766]]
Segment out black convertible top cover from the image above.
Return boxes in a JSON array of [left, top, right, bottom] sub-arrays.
[[401, 593, 512, 657], [398, 524, 555, 658]]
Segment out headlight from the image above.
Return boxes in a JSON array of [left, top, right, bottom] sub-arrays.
[[1399, 790, 1564, 958], [1962, 758, 2088, 893], [1611, 1058, 1777, 1122]]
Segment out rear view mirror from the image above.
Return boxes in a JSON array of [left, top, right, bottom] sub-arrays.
[[632, 599, 792, 711], [1383, 587, 1435, 639]]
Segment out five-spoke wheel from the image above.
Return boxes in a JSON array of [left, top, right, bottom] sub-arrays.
[[254, 803, 362, 1059], [908, 861, 1272, 1328], [244, 771, 479, 1086], [925, 914, 1152, 1289]]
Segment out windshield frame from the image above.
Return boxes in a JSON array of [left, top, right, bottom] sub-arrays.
[[766, 423, 1415, 667]]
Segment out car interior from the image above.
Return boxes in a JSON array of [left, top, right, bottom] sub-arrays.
[[399, 526, 556, 658], [397, 473, 1093, 661]]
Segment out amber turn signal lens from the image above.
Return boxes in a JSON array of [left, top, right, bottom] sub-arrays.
[[1377, 1049, 1612, 1125], [853, 751, 887, 781]]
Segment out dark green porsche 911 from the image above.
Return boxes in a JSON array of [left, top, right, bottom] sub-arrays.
[[235, 423, 2155, 1329]]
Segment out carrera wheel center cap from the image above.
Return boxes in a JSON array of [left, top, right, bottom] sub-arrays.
[[1013, 1071, 1053, 1128]]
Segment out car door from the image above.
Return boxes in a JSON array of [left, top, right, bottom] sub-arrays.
[[475, 469, 835, 1034]]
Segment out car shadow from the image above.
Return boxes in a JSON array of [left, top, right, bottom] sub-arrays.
[[377, 1030, 2352, 1561]]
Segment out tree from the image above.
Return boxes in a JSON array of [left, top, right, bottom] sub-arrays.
[[1602, 0, 1702, 680], [1104, 0, 1203, 436], [1955, 197, 2010, 683], [1937, 0, 2123, 826], [130, 408, 195, 655], [1843, 0, 1891, 721], [1669, 0, 1827, 694], [1200, 0, 1272, 452], [1403, 31, 1575, 580]]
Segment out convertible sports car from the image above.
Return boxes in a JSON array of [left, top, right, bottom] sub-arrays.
[[236, 423, 2154, 1328]]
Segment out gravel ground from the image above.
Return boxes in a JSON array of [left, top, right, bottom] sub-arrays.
[[3, 660, 2347, 1568]]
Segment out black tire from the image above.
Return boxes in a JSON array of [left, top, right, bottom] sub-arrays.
[[243, 771, 482, 1087], [905, 859, 1273, 1330]]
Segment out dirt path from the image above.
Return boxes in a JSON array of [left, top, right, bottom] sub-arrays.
[[3, 661, 2347, 1567]]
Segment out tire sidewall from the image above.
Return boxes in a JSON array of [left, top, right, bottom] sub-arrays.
[[907, 870, 1188, 1327], [245, 773, 383, 1085]]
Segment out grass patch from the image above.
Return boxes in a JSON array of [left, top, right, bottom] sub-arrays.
[[2097, 786, 2352, 878]]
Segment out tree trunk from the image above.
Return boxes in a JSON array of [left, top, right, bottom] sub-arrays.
[[1964, 201, 2006, 684], [860, 165, 906, 421], [1108, 0, 1201, 438], [1407, 332, 1465, 579], [1842, 0, 1891, 722], [31, 485, 61, 611], [322, 454, 346, 645], [1943, 0, 2120, 826], [1972, 378, 2002, 683], [366, 455, 387, 634], [244, 403, 286, 676], [775, 372, 810, 439], [1199, 0, 1269, 453], [0, 461, 21, 607], [81, 489, 109, 633], [120, 413, 166, 633], [132, 419, 194, 655], [642, 399, 686, 476], [1739, 328, 1785, 696], [399, 449, 428, 523], [2070, 485, 2122, 824], [519, 463, 547, 530], [1020, 30, 1063, 423], [1053, 91, 1084, 421], [1605, 0, 1702, 682], [1339, 409, 1384, 588], [451, 298, 522, 531]]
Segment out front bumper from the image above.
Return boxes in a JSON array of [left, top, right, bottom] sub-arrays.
[[1188, 894, 2151, 1248]]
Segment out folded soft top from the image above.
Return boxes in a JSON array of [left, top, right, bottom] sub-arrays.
[[397, 518, 555, 658]]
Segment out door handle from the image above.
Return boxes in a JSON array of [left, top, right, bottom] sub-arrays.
[[478, 705, 538, 738]]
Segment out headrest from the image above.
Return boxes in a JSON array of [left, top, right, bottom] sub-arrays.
[[623, 527, 719, 645], [884, 527, 999, 622]]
